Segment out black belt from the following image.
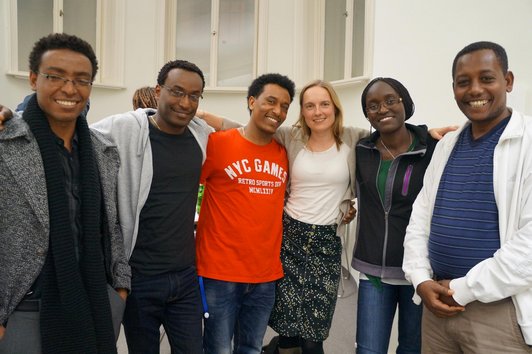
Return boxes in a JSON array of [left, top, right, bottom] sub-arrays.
[[15, 299, 40, 312]]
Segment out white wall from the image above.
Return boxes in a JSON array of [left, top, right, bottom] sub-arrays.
[[2, 0, 531, 128], [370, 0, 532, 128]]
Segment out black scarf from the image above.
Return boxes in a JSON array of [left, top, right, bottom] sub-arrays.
[[23, 96, 116, 353]]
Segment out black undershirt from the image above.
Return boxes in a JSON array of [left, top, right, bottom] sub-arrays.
[[129, 119, 202, 275]]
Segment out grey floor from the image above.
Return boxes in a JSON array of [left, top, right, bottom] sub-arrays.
[[117, 269, 359, 353]]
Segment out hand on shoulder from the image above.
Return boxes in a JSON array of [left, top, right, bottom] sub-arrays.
[[429, 125, 460, 140], [0, 105, 14, 131]]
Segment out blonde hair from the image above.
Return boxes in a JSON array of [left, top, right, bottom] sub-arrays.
[[296, 80, 344, 148], [132, 86, 157, 109]]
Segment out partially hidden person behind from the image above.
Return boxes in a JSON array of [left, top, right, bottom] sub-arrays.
[[91, 60, 212, 354], [352, 77, 437, 354], [196, 73, 295, 354], [403, 41, 532, 353], [0, 33, 130, 353], [132, 86, 157, 110]]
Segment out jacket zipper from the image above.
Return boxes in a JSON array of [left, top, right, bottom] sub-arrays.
[[379, 157, 395, 278], [382, 211, 389, 278], [402, 164, 413, 196]]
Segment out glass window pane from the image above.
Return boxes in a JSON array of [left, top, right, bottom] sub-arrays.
[[17, 0, 53, 71], [175, 0, 212, 84], [324, 0, 346, 82], [217, 0, 255, 87], [63, 0, 97, 51], [351, 0, 365, 77]]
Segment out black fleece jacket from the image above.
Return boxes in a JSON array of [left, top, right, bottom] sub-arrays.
[[352, 123, 437, 279]]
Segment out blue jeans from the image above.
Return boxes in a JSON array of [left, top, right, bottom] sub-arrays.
[[122, 266, 203, 354], [356, 280, 422, 354], [202, 278, 276, 354]]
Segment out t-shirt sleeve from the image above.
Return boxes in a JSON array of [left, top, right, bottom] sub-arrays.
[[200, 134, 216, 184]]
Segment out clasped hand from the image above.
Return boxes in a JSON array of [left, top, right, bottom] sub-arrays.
[[417, 279, 465, 318]]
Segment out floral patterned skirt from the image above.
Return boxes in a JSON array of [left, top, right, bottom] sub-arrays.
[[269, 213, 342, 341]]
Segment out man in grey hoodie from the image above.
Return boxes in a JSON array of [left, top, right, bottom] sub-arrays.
[[91, 59, 213, 354]]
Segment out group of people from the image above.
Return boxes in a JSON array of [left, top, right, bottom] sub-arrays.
[[0, 31, 531, 354]]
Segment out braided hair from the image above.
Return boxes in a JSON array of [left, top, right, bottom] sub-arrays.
[[132, 86, 157, 109]]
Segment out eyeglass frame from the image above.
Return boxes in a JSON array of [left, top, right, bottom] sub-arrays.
[[36, 71, 93, 88], [366, 96, 403, 114], [160, 85, 203, 103]]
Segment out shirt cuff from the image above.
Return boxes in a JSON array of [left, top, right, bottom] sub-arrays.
[[410, 271, 432, 291], [449, 277, 476, 306]]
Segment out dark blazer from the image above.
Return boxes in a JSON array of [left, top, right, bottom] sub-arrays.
[[0, 117, 131, 325]]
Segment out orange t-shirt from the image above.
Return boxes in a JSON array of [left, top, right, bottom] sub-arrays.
[[196, 129, 288, 283]]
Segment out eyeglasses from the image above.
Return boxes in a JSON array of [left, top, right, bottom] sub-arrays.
[[160, 85, 203, 103], [37, 72, 93, 87], [367, 97, 402, 114]]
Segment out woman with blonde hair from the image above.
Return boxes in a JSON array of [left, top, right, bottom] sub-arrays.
[[267, 80, 366, 354]]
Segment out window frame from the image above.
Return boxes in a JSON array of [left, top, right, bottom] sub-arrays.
[[316, 0, 374, 87], [5, 0, 126, 88], [164, 0, 261, 91]]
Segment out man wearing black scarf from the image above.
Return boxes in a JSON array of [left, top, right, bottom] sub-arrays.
[[0, 33, 130, 353]]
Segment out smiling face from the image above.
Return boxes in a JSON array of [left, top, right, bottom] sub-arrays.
[[453, 49, 513, 131], [29, 49, 93, 128], [301, 86, 336, 135], [155, 68, 203, 134], [248, 83, 291, 136], [365, 80, 406, 134]]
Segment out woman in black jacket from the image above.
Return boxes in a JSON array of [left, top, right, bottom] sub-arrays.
[[352, 77, 437, 354]]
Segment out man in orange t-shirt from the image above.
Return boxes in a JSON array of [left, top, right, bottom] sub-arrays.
[[196, 73, 295, 354]]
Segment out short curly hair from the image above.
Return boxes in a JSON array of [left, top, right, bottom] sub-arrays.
[[157, 60, 205, 90], [29, 33, 98, 80], [452, 41, 508, 78], [246, 73, 295, 113]]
